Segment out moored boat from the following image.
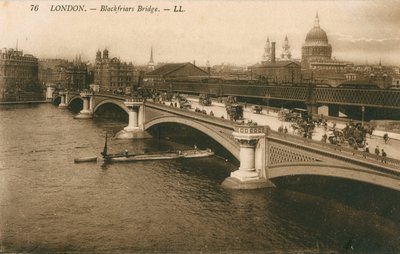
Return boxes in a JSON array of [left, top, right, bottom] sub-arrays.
[[100, 132, 214, 163], [180, 149, 214, 158], [74, 156, 98, 163], [103, 149, 214, 163], [104, 151, 180, 162]]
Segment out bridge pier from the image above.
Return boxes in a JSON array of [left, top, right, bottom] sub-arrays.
[[116, 98, 150, 139], [328, 104, 340, 117], [46, 85, 55, 101], [58, 91, 67, 109], [222, 126, 274, 189], [307, 104, 318, 115], [74, 92, 93, 119]]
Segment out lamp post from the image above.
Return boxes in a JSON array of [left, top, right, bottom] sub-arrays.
[[361, 106, 365, 126], [265, 91, 271, 114]]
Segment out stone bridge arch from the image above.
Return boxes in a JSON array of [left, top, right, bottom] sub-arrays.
[[68, 95, 84, 104], [144, 116, 240, 160], [93, 99, 129, 114], [268, 162, 400, 191], [68, 95, 84, 111]]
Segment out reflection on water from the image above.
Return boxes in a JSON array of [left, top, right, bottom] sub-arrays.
[[0, 104, 399, 253]]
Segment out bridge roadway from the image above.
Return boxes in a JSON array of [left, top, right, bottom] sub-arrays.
[[174, 96, 400, 161], [55, 92, 400, 190], [152, 82, 400, 109]]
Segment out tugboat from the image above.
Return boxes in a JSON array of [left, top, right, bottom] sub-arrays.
[[101, 134, 214, 163]]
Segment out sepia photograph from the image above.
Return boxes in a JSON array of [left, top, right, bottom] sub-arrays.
[[1, 0, 400, 252]]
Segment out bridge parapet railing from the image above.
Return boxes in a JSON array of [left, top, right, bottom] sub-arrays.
[[268, 130, 400, 170], [234, 125, 269, 134], [79, 91, 94, 97], [96, 93, 131, 100], [147, 101, 234, 127], [126, 97, 144, 103]]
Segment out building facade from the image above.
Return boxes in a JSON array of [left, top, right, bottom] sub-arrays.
[[39, 57, 89, 91], [250, 41, 302, 84], [145, 62, 209, 81], [94, 49, 136, 94], [0, 48, 38, 99]]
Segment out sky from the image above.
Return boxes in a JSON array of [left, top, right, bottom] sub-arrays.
[[1, 0, 400, 66]]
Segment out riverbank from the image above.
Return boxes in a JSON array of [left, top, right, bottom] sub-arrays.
[[0, 100, 51, 105]]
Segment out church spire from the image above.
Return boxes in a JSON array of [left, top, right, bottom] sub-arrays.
[[149, 46, 154, 63], [281, 35, 291, 60], [148, 46, 155, 70], [262, 37, 271, 62], [314, 12, 320, 27]]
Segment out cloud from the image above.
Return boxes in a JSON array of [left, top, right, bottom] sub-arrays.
[[327, 33, 400, 65]]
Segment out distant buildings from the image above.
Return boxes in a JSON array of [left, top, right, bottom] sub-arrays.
[[145, 62, 209, 81], [39, 56, 89, 91], [0, 48, 38, 99], [94, 49, 136, 93], [249, 40, 302, 84], [247, 13, 399, 88]]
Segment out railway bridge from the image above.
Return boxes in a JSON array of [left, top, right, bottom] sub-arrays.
[[53, 91, 400, 191], [152, 82, 400, 120]]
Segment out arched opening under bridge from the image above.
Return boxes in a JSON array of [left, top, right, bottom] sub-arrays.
[[145, 121, 239, 164]]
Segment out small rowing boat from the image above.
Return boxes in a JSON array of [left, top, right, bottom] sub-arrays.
[[104, 152, 179, 162], [103, 149, 214, 163], [74, 156, 98, 163], [100, 133, 214, 163], [180, 149, 214, 158]]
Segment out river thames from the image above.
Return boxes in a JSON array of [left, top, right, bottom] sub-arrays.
[[1, 103, 400, 253]]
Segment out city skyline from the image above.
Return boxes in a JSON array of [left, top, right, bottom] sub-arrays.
[[1, 0, 400, 66]]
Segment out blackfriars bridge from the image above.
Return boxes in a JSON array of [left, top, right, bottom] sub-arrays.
[[54, 91, 400, 191]]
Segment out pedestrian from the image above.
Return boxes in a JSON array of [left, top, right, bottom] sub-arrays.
[[284, 126, 288, 134], [375, 145, 380, 158], [353, 142, 358, 155], [383, 133, 389, 144], [321, 133, 327, 143], [381, 149, 387, 163], [365, 143, 369, 153], [363, 143, 369, 158]]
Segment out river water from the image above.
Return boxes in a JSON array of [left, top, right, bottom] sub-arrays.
[[0, 103, 399, 253]]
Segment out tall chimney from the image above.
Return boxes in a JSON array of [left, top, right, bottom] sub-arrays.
[[271, 42, 276, 63]]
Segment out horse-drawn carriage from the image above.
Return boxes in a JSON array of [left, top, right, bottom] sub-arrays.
[[177, 94, 191, 109], [291, 120, 315, 138], [252, 105, 263, 114], [279, 108, 310, 123], [328, 123, 367, 148], [199, 93, 212, 106], [226, 104, 244, 121]]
